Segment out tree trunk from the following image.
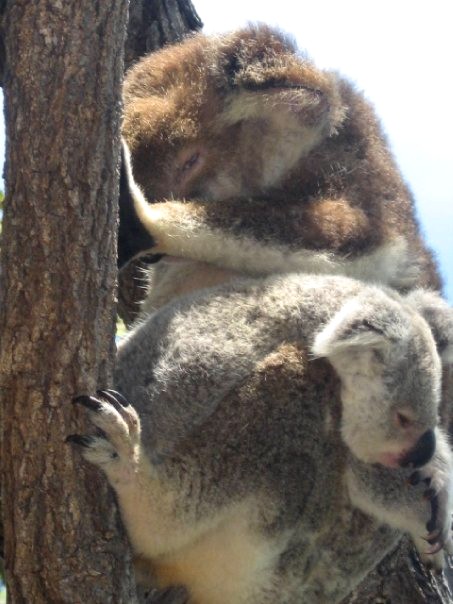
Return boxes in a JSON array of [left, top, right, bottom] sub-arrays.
[[125, 0, 202, 69], [0, 1, 136, 602]]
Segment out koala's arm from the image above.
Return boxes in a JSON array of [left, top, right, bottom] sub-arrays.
[[346, 428, 453, 568], [68, 391, 225, 560], [123, 172, 415, 290]]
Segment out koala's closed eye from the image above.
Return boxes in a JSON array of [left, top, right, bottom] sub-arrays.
[[119, 24, 441, 297]]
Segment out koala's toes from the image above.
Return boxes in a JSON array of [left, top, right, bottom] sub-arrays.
[[426, 494, 440, 534], [73, 394, 104, 412], [72, 389, 141, 457], [66, 434, 118, 467], [418, 492, 453, 569], [95, 389, 140, 436], [97, 389, 131, 409]]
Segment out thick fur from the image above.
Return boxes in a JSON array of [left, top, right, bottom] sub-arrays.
[[73, 275, 453, 603], [99, 25, 453, 603], [120, 24, 441, 295]]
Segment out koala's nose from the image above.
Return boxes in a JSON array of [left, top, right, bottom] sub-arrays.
[[401, 429, 436, 468]]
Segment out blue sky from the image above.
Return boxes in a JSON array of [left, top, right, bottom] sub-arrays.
[[0, 0, 451, 299], [196, 0, 453, 301]]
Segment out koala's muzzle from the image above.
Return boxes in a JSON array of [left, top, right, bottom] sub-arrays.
[[401, 429, 436, 468]]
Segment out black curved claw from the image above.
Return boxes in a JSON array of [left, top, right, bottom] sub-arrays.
[[424, 488, 436, 501], [97, 389, 131, 408], [144, 586, 189, 604], [426, 495, 439, 533], [426, 531, 441, 545], [408, 471, 421, 486], [427, 541, 444, 555], [66, 434, 93, 447], [72, 395, 103, 411]]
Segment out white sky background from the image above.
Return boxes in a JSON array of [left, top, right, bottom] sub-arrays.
[[195, 0, 453, 301], [0, 0, 451, 298]]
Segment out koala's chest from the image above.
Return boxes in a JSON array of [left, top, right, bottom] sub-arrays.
[[151, 509, 282, 604]]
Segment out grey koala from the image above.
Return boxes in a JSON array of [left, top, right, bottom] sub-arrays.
[[69, 274, 453, 604]]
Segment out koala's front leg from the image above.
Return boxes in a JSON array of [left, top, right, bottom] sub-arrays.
[[67, 390, 200, 560], [347, 430, 453, 570], [406, 431, 453, 568]]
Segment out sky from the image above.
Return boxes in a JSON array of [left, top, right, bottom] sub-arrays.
[[0, 0, 451, 299], [195, 0, 453, 301]]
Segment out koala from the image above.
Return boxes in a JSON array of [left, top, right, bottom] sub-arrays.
[[69, 274, 453, 603], [118, 23, 442, 315]]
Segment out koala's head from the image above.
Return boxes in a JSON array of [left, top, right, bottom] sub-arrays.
[[312, 289, 453, 468], [122, 24, 345, 202]]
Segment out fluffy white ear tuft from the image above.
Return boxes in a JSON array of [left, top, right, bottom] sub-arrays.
[[121, 138, 154, 228], [312, 298, 390, 362], [405, 290, 453, 364]]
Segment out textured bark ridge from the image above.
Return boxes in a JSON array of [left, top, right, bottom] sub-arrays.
[[0, 0, 136, 602]]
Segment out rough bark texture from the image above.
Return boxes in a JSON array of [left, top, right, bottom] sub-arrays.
[[0, 1, 136, 602]]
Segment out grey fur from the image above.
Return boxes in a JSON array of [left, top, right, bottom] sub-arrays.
[[74, 274, 453, 603]]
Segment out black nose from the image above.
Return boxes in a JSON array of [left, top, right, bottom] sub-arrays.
[[401, 429, 436, 468]]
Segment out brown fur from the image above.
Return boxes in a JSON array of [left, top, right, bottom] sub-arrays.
[[122, 24, 441, 292]]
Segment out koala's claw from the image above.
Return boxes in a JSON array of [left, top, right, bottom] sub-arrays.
[[408, 450, 453, 569], [66, 434, 95, 447], [69, 390, 141, 472], [426, 542, 444, 556], [426, 495, 439, 533], [408, 471, 433, 488], [424, 487, 436, 501], [72, 394, 103, 411], [96, 389, 131, 409]]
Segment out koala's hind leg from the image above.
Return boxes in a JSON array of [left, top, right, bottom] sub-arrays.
[[67, 390, 213, 560]]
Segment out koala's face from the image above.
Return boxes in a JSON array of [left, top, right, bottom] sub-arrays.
[[122, 26, 345, 203], [313, 293, 444, 468], [340, 317, 441, 468]]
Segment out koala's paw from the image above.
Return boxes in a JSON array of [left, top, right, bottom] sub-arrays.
[[142, 586, 189, 604], [408, 460, 453, 570], [67, 389, 141, 476]]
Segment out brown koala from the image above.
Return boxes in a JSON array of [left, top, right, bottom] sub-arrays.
[[119, 24, 441, 312]]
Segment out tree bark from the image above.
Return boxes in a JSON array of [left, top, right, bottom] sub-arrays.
[[125, 0, 202, 69], [1, 0, 451, 601], [0, 1, 136, 602]]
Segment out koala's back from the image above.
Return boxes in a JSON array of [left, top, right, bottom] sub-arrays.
[[119, 336, 396, 603], [114, 275, 400, 602]]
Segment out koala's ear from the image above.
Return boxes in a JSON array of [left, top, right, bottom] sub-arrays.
[[216, 25, 344, 133], [405, 290, 453, 363], [312, 298, 392, 364]]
